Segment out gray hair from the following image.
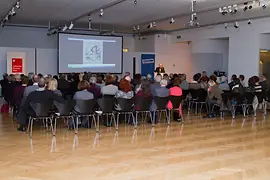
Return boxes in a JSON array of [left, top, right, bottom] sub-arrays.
[[90, 77, 97, 84], [155, 75, 162, 83], [160, 79, 168, 86], [28, 72, 34, 79]]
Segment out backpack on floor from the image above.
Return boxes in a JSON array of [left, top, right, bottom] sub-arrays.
[[1, 104, 9, 113]]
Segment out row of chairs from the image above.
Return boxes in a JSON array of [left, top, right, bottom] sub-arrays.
[[27, 95, 184, 138]]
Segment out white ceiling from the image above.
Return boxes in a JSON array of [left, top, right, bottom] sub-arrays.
[[1, 0, 270, 33]]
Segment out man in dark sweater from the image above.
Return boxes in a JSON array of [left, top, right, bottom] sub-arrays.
[[17, 78, 65, 132]]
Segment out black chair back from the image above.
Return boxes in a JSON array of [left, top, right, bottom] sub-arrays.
[[100, 95, 115, 113], [154, 96, 169, 110], [256, 92, 264, 103], [75, 99, 96, 115], [189, 89, 199, 100], [54, 100, 75, 116], [116, 98, 134, 112], [182, 90, 189, 100], [244, 92, 255, 104], [196, 89, 208, 102], [30, 101, 52, 117], [135, 96, 153, 111], [169, 96, 183, 109]]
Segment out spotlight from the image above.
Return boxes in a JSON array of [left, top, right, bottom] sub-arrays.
[[193, 13, 198, 20], [137, 25, 140, 30], [100, 9, 104, 17], [170, 18, 175, 24], [88, 16, 92, 30], [62, 25, 68, 31], [260, 0, 267, 9], [134, 0, 137, 4], [133, 26, 136, 32], [147, 22, 153, 28], [68, 22, 74, 30], [152, 22, 156, 27], [234, 22, 239, 28], [233, 4, 238, 13], [15, 1, 20, 9], [228, 6, 233, 14], [11, 7, 16, 16], [225, 23, 228, 29], [221, 7, 228, 15], [248, 20, 252, 25]]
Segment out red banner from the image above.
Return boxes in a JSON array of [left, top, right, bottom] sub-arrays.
[[12, 58, 23, 73]]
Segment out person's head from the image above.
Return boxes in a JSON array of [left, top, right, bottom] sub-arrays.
[[163, 74, 169, 81], [20, 74, 24, 78], [233, 78, 241, 85], [220, 76, 227, 83], [96, 75, 103, 84], [21, 76, 29, 85], [14, 74, 21, 82], [169, 73, 174, 79], [134, 74, 142, 80], [239, 75, 245, 81], [231, 74, 237, 81], [208, 80, 216, 87], [147, 74, 152, 80], [48, 78, 58, 91], [59, 74, 66, 80], [200, 75, 208, 82], [115, 75, 119, 82], [159, 64, 163, 68], [172, 77, 181, 87], [141, 79, 151, 94], [253, 76, 260, 83], [78, 80, 90, 90], [125, 72, 131, 77], [33, 75, 39, 83], [160, 79, 168, 87], [47, 74, 52, 78], [248, 77, 256, 86], [10, 74, 15, 81], [28, 72, 34, 80], [119, 78, 132, 92], [38, 73, 43, 79], [2, 73, 8, 79], [202, 71, 207, 77], [89, 77, 97, 85], [38, 78, 46, 88], [155, 74, 162, 83], [53, 75, 59, 81], [261, 73, 268, 81], [209, 74, 217, 83], [124, 75, 131, 82], [193, 73, 201, 82], [105, 74, 116, 85], [180, 74, 187, 81]]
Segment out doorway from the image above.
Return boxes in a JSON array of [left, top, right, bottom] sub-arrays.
[[259, 49, 270, 76]]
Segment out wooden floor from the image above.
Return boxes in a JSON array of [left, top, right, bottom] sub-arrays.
[[1, 113, 270, 180]]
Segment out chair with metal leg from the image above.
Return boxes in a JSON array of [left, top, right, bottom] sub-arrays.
[[169, 96, 184, 122], [74, 99, 97, 134], [154, 96, 170, 125], [54, 100, 75, 135], [134, 96, 153, 128], [28, 101, 54, 138], [115, 98, 135, 130]]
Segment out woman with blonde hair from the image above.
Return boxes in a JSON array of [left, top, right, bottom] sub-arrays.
[[48, 78, 62, 96]]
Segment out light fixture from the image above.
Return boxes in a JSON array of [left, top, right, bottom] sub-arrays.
[[15, 1, 20, 9], [88, 16, 92, 30], [68, 22, 74, 30], [233, 4, 238, 13], [243, 2, 248, 11], [11, 7, 16, 16], [134, 0, 137, 4], [62, 25, 68, 31], [248, 19, 252, 25], [222, 7, 228, 15], [234, 21, 239, 28], [100, 9, 104, 17], [147, 22, 153, 28], [259, 0, 267, 9], [137, 25, 140, 30], [153, 22, 156, 27], [133, 26, 136, 31], [225, 23, 228, 29], [170, 18, 175, 24]]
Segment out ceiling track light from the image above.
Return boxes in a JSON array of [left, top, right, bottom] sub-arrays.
[[248, 19, 252, 25], [234, 21, 239, 29], [69, 22, 74, 30], [1, 0, 21, 26], [259, 0, 267, 9], [134, 0, 137, 4], [16, 1, 20, 9], [100, 9, 104, 17], [62, 25, 68, 32], [224, 23, 228, 29], [170, 18, 175, 24]]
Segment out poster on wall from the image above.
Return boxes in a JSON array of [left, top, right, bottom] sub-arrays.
[[12, 58, 23, 73], [141, 54, 155, 79]]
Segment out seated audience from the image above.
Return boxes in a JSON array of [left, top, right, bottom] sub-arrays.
[[48, 78, 62, 96], [96, 74, 105, 88], [18, 78, 65, 131], [231, 78, 244, 95], [180, 74, 189, 90], [73, 80, 94, 113], [200, 71, 209, 82], [229, 74, 237, 90], [245, 77, 256, 93], [219, 76, 230, 91], [115, 78, 134, 110], [167, 78, 183, 122], [260, 73, 269, 93], [101, 74, 118, 96], [135, 79, 152, 110], [239, 75, 246, 87], [151, 75, 162, 96], [27, 72, 34, 86], [13, 76, 28, 106], [0, 73, 10, 102], [23, 75, 40, 98], [189, 73, 201, 90], [200, 76, 209, 90], [58, 74, 70, 93], [88, 77, 101, 98]]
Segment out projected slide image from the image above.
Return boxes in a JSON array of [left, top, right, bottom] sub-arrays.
[[83, 40, 103, 64]]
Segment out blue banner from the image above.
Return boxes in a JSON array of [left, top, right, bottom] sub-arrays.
[[141, 54, 155, 79]]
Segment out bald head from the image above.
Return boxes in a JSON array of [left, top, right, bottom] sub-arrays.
[[38, 78, 46, 88]]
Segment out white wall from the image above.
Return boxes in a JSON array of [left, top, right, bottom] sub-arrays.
[[170, 17, 270, 80], [191, 39, 229, 74], [155, 34, 192, 78], [134, 35, 155, 52], [260, 34, 270, 50]]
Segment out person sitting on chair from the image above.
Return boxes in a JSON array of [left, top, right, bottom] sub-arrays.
[[155, 64, 165, 74]]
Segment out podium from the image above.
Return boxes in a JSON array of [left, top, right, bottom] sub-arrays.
[[154, 72, 164, 77]]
